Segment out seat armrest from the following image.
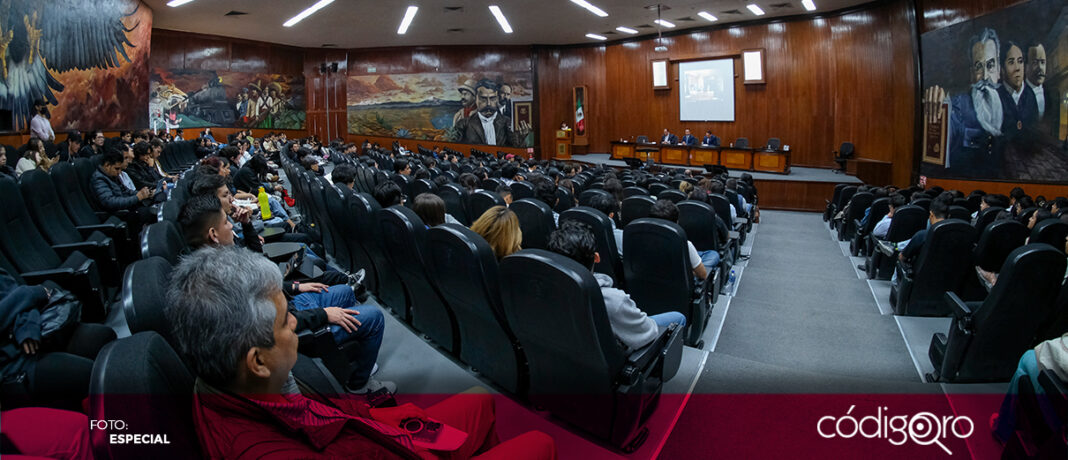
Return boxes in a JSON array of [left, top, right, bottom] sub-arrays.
[[944, 291, 979, 333], [733, 217, 748, 225], [20, 267, 78, 285], [728, 231, 740, 240], [297, 327, 336, 356], [895, 259, 913, 282], [875, 239, 896, 256], [621, 323, 682, 385], [76, 223, 122, 239], [52, 242, 109, 260]]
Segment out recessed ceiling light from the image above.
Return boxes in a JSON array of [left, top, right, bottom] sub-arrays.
[[654, 19, 675, 28], [570, 0, 608, 17], [397, 6, 418, 34], [586, 33, 607, 40], [166, 0, 194, 6], [802, 0, 816, 11], [616, 26, 638, 34], [283, 0, 335, 27], [698, 11, 718, 22], [488, 6, 513, 33], [747, 4, 766, 15]]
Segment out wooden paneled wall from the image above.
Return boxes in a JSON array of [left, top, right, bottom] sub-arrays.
[[536, 0, 917, 187]]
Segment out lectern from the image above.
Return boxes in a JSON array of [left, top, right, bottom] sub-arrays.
[[555, 129, 572, 159]]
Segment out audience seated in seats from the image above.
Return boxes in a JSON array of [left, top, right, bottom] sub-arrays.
[[126, 141, 166, 191], [15, 138, 55, 178], [547, 220, 686, 350], [188, 179, 262, 253], [897, 196, 952, 266], [495, 185, 514, 205], [412, 193, 458, 227], [0, 270, 115, 409], [1028, 208, 1052, 231], [973, 194, 1011, 223], [79, 130, 106, 158], [178, 197, 389, 394], [458, 173, 480, 193], [90, 150, 158, 229], [1050, 197, 1067, 217], [166, 247, 556, 459], [872, 193, 906, 240], [708, 180, 737, 221], [992, 331, 1068, 444], [648, 200, 712, 280], [374, 181, 405, 208], [0, 146, 16, 180], [470, 205, 522, 260], [56, 131, 82, 163], [234, 155, 281, 196], [331, 163, 358, 189], [532, 178, 560, 224], [587, 192, 626, 258], [394, 158, 412, 176]]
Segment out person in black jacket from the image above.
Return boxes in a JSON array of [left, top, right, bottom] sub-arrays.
[[126, 141, 165, 191], [90, 150, 158, 232], [0, 146, 16, 181], [0, 270, 115, 408]]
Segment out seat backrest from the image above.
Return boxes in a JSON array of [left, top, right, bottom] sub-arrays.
[[578, 188, 613, 207], [648, 182, 668, 195], [948, 205, 971, 221], [481, 178, 502, 191], [621, 195, 656, 226], [426, 224, 522, 393], [884, 205, 927, 243], [73, 157, 99, 206], [845, 192, 874, 221], [766, 138, 781, 150], [560, 207, 624, 283], [1031, 219, 1068, 254], [836, 186, 858, 210], [350, 192, 408, 311], [861, 198, 891, 233], [708, 193, 734, 227], [636, 135, 649, 143], [510, 198, 556, 250], [973, 219, 1030, 272], [411, 178, 437, 198], [960, 244, 1068, 381], [510, 181, 535, 200], [554, 185, 575, 213], [498, 249, 624, 430], [623, 186, 649, 198], [353, 166, 379, 194], [734, 138, 749, 148], [839, 142, 854, 157], [975, 206, 1006, 233], [905, 219, 978, 315], [657, 189, 687, 203], [0, 177, 62, 272], [49, 162, 105, 227], [469, 190, 506, 222], [89, 332, 197, 460], [437, 183, 470, 226], [122, 257, 175, 340], [829, 184, 846, 207], [18, 169, 85, 246], [911, 198, 932, 211], [622, 218, 695, 316], [141, 220, 187, 265], [677, 200, 721, 252], [966, 194, 983, 213], [161, 197, 184, 223]]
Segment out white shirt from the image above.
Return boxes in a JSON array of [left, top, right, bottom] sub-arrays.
[[1027, 80, 1045, 118], [30, 114, 54, 141], [119, 171, 136, 191], [15, 156, 37, 177], [1008, 85, 1022, 105], [873, 213, 892, 239], [478, 112, 497, 145]]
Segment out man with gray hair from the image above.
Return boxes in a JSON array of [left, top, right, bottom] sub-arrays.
[[924, 27, 1006, 178], [167, 246, 558, 459]]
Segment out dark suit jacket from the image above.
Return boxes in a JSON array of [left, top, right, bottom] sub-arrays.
[[452, 113, 518, 147], [997, 84, 1037, 139], [660, 134, 678, 144], [702, 135, 720, 146], [681, 134, 697, 146], [1026, 83, 1058, 137]]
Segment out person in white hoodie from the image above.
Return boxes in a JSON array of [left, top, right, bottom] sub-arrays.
[[547, 220, 685, 351]]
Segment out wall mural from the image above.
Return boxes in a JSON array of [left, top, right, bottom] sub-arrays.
[[347, 72, 534, 148], [0, 0, 151, 131], [149, 69, 306, 131], [920, 0, 1068, 183]]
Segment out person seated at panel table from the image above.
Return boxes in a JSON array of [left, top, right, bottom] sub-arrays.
[[702, 130, 721, 147], [660, 128, 678, 145], [680, 129, 697, 146]]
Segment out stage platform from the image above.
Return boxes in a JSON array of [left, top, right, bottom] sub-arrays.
[[568, 153, 863, 212]]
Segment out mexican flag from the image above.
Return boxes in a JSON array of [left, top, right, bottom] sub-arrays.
[[575, 98, 585, 135]]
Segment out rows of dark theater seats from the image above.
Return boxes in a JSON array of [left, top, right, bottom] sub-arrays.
[[825, 184, 1068, 456], [1, 130, 757, 456]]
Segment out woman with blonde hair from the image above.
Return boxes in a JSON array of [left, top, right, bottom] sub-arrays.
[[470, 205, 523, 259], [678, 181, 694, 195]]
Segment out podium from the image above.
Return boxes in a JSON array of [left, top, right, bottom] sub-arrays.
[[554, 130, 572, 159]]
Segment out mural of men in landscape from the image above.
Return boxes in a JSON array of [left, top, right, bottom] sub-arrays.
[[921, 0, 1067, 182], [450, 79, 520, 147], [149, 70, 305, 130], [452, 79, 477, 127]]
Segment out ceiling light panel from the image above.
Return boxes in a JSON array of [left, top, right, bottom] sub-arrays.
[[397, 6, 418, 34], [283, 0, 335, 27], [570, 0, 608, 17], [747, 4, 766, 15], [488, 6, 513, 33]]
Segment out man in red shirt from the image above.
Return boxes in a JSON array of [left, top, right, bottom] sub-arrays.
[[166, 247, 557, 459]]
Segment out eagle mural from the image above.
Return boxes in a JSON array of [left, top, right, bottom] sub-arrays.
[[0, 0, 150, 131]]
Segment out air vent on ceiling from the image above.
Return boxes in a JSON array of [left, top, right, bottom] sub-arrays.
[[321, 44, 337, 47], [224, 10, 247, 16], [721, 9, 744, 15], [447, 28, 464, 33], [769, 2, 794, 8], [676, 16, 696, 21], [637, 24, 654, 28], [603, 31, 617, 35], [644, 4, 670, 10], [444, 6, 464, 13]]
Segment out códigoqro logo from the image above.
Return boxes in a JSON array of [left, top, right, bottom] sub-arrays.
[[817, 405, 973, 455]]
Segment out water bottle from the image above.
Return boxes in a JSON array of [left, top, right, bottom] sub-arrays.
[[257, 187, 272, 220], [727, 269, 736, 292]]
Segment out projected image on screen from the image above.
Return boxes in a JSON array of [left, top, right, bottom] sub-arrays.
[[679, 59, 735, 122]]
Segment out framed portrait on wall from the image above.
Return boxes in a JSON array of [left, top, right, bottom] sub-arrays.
[[652, 59, 669, 90]]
